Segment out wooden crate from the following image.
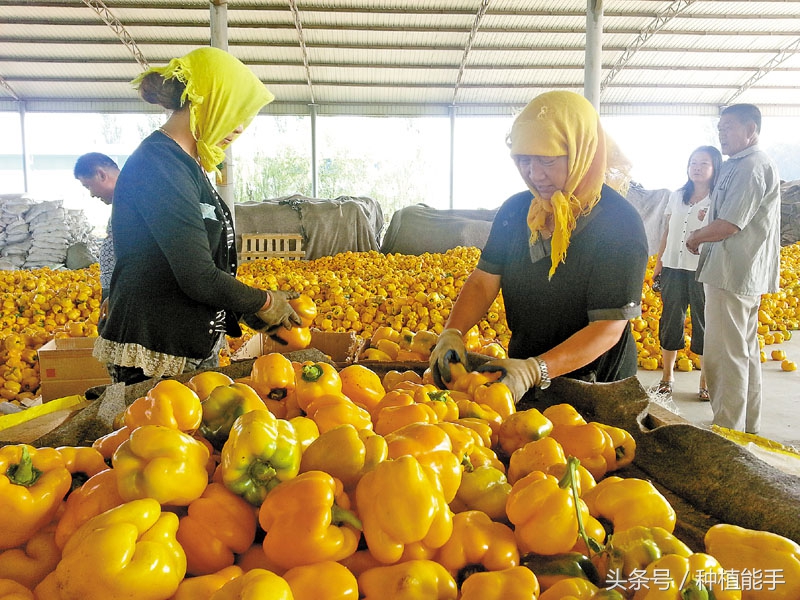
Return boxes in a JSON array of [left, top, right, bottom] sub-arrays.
[[240, 234, 306, 261]]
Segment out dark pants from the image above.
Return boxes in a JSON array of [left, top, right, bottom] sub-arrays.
[[658, 267, 705, 354]]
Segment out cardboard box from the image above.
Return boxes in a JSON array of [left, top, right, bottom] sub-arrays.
[[37, 337, 111, 402], [231, 330, 365, 365]]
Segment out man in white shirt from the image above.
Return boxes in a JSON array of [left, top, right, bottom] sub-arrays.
[[686, 104, 781, 434]]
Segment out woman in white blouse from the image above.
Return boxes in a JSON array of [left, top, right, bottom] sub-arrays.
[[652, 145, 723, 399]]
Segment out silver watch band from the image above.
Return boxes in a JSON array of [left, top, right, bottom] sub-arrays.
[[534, 356, 551, 389]]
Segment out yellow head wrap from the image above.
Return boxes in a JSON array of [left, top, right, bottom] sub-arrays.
[[133, 47, 275, 173], [509, 91, 607, 278]]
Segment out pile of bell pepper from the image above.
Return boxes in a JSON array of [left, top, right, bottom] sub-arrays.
[[1, 356, 797, 600]]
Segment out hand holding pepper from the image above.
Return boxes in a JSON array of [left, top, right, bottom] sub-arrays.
[[477, 357, 543, 403], [244, 290, 303, 339], [429, 328, 469, 388]]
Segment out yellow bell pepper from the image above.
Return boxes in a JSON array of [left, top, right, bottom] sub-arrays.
[[506, 436, 566, 484], [0, 445, 71, 551], [112, 424, 210, 506], [593, 422, 636, 472], [299, 424, 387, 493], [435, 421, 478, 460], [339, 364, 386, 413], [498, 408, 554, 456], [582, 476, 676, 534], [211, 568, 293, 600], [0, 579, 33, 600], [455, 417, 496, 450], [54, 468, 125, 549], [283, 560, 359, 600], [382, 369, 422, 391], [220, 409, 301, 506], [450, 464, 511, 522], [91, 425, 132, 461], [549, 421, 617, 480], [294, 361, 343, 412], [0, 525, 60, 590], [455, 398, 503, 433], [370, 388, 415, 420], [355, 455, 453, 564], [258, 471, 362, 569], [288, 415, 319, 451], [521, 552, 602, 592], [435, 510, 519, 581], [631, 553, 741, 600], [472, 381, 516, 420], [358, 559, 458, 600], [374, 402, 440, 436], [176, 482, 257, 576], [459, 566, 540, 600], [169, 565, 243, 600], [123, 379, 203, 433], [305, 392, 373, 434], [56, 445, 107, 494], [418, 388, 460, 422], [249, 353, 299, 419], [186, 370, 234, 402], [539, 577, 625, 599], [592, 525, 691, 586], [199, 382, 268, 450], [39, 498, 186, 600], [506, 456, 594, 556], [543, 403, 587, 426], [704, 523, 800, 600], [385, 422, 463, 502]]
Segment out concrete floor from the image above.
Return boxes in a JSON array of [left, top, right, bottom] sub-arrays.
[[636, 335, 800, 449]]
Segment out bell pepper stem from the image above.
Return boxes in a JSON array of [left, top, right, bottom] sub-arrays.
[[558, 455, 594, 558], [249, 461, 278, 487], [301, 364, 325, 383], [331, 503, 363, 531], [427, 390, 451, 403], [681, 580, 710, 600], [7, 446, 42, 487]]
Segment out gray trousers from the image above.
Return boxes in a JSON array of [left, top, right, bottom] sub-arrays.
[[703, 285, 762, 433]]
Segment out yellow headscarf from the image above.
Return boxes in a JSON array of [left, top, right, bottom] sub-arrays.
[[509, 91, 606, 278], [133, 47, 275, 173]]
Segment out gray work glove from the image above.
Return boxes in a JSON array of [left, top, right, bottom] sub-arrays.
[[476, 357, 542, 403], [429, 328, 469, 389], [242, 290, 302, 344]]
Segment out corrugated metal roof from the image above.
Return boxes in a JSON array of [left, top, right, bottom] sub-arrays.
[[1, 0, 799, 116]]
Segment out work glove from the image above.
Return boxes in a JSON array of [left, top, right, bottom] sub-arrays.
[[242, 290, 302, 344], [429, 328, 469, 389], [476, 357, 543, 403]]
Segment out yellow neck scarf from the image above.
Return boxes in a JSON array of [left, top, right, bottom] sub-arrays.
[[133, 47, 275, 173], [509, 91, 606, 278]]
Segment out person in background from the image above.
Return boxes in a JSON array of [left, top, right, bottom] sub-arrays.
[[652, 145, 722, 400], [686, 104, 781, 434], [93, 47, 301, 385], [430, 91, 648, 402], [74, 152, 119, 309]]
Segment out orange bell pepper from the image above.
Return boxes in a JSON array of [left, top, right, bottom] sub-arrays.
[[294, 361, 342, 412], [259, 471, 362, 569], [299, 424, 387, 493], [0, 525, 60, 590], [283, 561, 359, 600], [54, 468, 125, 549], [549, 421, 617, 480], [123, 379, 203, 433], [169, 565, 243, 600], [0, 445, 71, 551], [176, 482, 257, 576], [339, 364, 386, 413], [435, 510, 519, 581], [459, 566, 540, 600], [0, 579, 34, 600]]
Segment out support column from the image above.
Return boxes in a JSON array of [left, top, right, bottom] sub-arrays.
[[210, 0, 236, 223], [584, 0, 603, 109], [449, 105, 456, 209], [310, 103, 318, 197]]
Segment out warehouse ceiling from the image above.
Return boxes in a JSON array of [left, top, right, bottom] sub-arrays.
[[1, 0, 800, 117]]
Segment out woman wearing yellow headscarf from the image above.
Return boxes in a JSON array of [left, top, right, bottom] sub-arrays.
[[94, 47, 301, 385], [430, 91, 648, 402]]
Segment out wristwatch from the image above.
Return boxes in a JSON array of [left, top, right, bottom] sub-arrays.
[[534, 356, 551, 390]]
